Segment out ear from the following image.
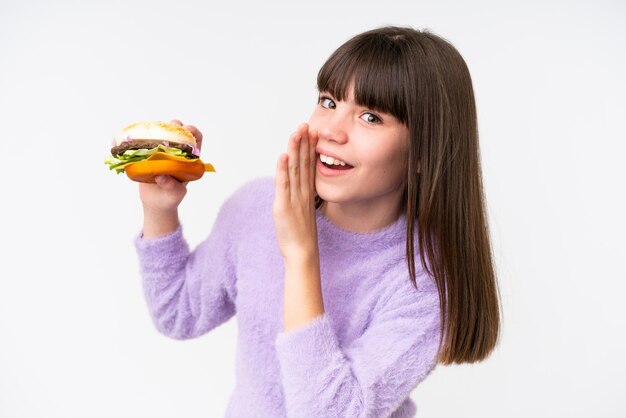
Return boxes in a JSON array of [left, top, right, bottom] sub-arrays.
[[416, 161, 421, 174]]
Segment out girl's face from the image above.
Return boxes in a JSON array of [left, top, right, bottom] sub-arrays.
[[309, 85, 409, 218]]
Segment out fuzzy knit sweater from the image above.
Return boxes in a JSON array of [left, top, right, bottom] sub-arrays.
[[135, 177, 441, 418]]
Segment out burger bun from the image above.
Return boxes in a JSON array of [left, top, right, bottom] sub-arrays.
[[115, 121, 198, 147], [125, 159, 210, 183]]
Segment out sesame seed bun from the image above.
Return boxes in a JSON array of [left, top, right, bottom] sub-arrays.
[[114, 121, 197, 147]]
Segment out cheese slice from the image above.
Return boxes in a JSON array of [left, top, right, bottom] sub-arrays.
[[145, 152, 216, 172]]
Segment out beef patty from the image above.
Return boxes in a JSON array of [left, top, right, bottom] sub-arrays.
[[111, 140, 196, 158]]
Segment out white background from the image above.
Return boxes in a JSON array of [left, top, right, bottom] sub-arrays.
[[1, 0, 624, 417]]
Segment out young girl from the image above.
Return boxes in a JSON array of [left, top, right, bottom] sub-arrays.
[[135, 26, 500, 417]]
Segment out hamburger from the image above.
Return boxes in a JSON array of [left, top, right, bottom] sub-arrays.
[[105, 121, 215, 183]]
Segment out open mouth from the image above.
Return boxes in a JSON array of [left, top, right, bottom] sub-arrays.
[[319, 154, 353, 170]]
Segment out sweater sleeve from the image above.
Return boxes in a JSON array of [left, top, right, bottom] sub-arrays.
[[274, 278, 441, 418], [135, 198, 239, 340]]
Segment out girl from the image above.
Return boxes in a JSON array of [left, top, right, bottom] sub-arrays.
[[136, 26, 500, 417]]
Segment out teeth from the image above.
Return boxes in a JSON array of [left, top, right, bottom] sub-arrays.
[[320, 154, 347, 166]]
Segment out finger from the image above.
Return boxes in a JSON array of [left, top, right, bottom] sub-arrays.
[[287, 131, 301, 198], [275, 153, 290, 206], [170, 119, 183, 126], [155, 175, 183, 190], [184, 124, 203, 151], [299, 124, 310, 192], [308, 129, 319, 190]]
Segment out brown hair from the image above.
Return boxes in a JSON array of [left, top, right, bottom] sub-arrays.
[[315, 26, 501, 365]]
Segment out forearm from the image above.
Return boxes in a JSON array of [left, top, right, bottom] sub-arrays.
[[275, 289, 442, 418], [283, 251, 325, 332], [142, 206, 180, 239], [135, 218, 237, 340]]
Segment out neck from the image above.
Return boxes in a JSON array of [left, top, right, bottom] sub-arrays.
[[320, 195, 403, 233]]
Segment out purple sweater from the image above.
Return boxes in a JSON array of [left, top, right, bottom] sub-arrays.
[[135, 177, 441, 417]]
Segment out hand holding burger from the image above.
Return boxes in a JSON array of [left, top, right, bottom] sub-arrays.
[[105, 120, 215, 183]]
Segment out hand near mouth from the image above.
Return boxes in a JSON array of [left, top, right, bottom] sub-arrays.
[[273, 123, 319, 259], [273, 123, 325, 332]]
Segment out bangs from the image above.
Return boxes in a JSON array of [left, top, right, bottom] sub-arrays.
[[317, 33, 410, 124]]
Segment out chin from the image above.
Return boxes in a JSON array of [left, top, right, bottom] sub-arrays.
[[315, 178, 348, 204]]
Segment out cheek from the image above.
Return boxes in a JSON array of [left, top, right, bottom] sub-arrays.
[[307, 110, 321, 130], [362, 142, 408, 178], [363, 143, 403, 168]]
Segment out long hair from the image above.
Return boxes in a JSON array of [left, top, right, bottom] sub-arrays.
[[315, 26, 501, 364]]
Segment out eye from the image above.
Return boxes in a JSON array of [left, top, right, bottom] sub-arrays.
[[360, 112, 382, 124], [319, 96, 336, 109]]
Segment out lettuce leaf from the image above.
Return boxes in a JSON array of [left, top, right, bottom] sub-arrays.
[[104, 144, 196, 174]]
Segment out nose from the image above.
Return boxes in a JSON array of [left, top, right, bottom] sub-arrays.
[[316, 111, 349, 145]]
